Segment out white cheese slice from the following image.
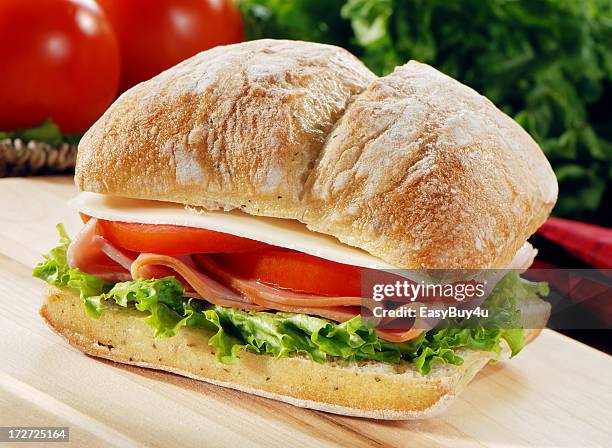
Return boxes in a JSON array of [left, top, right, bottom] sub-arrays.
[[69, 192, 398, 270]]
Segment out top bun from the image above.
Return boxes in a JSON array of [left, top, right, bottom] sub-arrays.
[[76, 39, 376, 219], [76, 39, 557, 269]]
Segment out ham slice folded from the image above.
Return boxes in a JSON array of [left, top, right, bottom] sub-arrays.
[[194, 255, 362, 307], [67, 218, 134, 282], [132, 253, 363, 318], [131, 253, 265, 311], [508, 242, 538, 271]]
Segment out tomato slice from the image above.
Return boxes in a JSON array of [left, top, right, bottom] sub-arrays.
[[213, 250, 363, 297], [81, 215, 272, 256], [80, 214, 366, 297]]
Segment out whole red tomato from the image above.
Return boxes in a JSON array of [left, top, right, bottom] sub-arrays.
[[0, 0, 121, 134], [96, 0, 244, 91]]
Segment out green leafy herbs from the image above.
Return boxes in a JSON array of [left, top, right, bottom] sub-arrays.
[[239, 0, 354, 48], [0, 118, 81, 145], [238, 0, 612, 223], [33, 226, 549, 375]]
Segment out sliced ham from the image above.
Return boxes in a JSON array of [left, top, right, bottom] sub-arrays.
[[67, 218, 133, 282], [101, 239, 135, 271], [508, 242, 538, 271], [132, 253, 363, 318], [194, 255, 362, 307], [68, 222, 537, 344], [133, 253, 425, 342], [131, 253, 264, 311], [376, 328, 424, 343]]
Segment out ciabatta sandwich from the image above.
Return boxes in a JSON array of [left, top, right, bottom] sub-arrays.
[[34, 39, 557, 419]]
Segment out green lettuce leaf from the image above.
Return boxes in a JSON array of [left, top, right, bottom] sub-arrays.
[[0, 119, 65, 146], [34, 226, 549, 375], [93, 277, 193, 337], [393, 271, 547, 374], [201, 307, 402, 365]]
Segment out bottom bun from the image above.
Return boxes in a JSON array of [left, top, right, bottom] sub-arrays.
[[40, 285, 549, 420]]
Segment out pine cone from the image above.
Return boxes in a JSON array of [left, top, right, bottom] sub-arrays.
[[0, 138, 77, 177]]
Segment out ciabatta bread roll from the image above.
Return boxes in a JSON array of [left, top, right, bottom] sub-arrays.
[[76, 39, 556, 270]]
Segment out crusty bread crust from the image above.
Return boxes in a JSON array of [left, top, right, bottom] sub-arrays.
[[40, 286, 549, 419], [76, 39, 376, 220], [76, 39, 557, 269], [304, 62, 558, 269]]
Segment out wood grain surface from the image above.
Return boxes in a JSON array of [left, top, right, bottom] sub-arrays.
[[0, 176, 610, 448]]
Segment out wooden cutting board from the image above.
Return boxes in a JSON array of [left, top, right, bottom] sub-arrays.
[[0, 176, 610, 448]]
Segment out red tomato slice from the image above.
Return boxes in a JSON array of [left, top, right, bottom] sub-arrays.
[[213, 250, 363, 297], [83, 216, 272, 256], [80, 214, 365, 297]]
